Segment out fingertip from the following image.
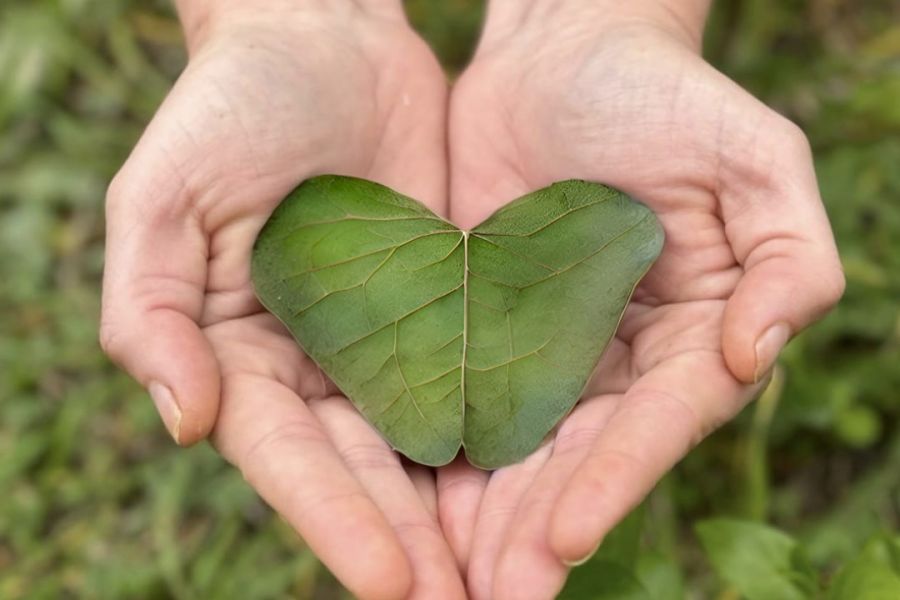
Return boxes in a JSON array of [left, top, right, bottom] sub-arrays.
[[336, 527, 414, 600], [104, 308, 220, 445], [548, 499, 600, 564], [723, 244, 845, 384], [547, 460, 633, 563], [289, 483, 413, 600], [721, 270, 778, 383], [344, 531, 413, 600], [492, 546, 569, 600], [722, 266, 806, 384], [752, 322, 791, 383], [148, 381, 183, 444], [149, 310, 221, 445]]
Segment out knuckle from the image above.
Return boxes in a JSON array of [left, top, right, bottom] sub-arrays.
[[104, 169, 135, 219], [820, 262, 847, 307], [239, 419, 328, 478], [588, 447, 646, 475], [340, 442, 401, 472], [553, 426, 602, 456], [720, 113, 815, 203], [294, 489, 371, 526], [518, 491, 556, 516], [751, 115, 813, 192], [437, 474, 486, 495], [98, 319, 124, 361], [576, 448, 647, 504], [627, 388, 709, 445], [389, 519, 440, 538], [775, 116, 812, 157], [478, 504, 518, 521], [105, 163, 197, 224], [105, 170, 126, 207]]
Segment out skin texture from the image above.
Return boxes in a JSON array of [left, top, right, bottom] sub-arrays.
[[437, 1, 845, 599], [100, 2, 467, 599], [101, 1, 844, 598]]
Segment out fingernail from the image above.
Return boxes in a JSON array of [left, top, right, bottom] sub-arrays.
[[149, 381, 182, 444], [754, 323, 790, 384], [562, 539, 602, 568]]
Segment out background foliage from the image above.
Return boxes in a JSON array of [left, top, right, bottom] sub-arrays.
[[0, 0, 897, 598]]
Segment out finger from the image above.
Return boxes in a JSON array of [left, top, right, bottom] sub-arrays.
[[213, 378, 412, 600], [491, 395, 620, 600], [311, 397, 467, 600], [365, 38, 449, 215], [406, 462, 439, 520], [100, 158, 218, 445], [720, 119, 844, 383], [581, 337, 635, 398], [466, 443, 553, 600], [436, 456, 490, 571], [549, 353, 760, 563]]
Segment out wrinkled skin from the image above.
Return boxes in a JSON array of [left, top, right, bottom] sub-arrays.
[[100, 4, 467, 599], [436, 2, 843, 599], [101, 1, 843, 599]]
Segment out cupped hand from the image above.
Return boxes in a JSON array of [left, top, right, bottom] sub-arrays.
[[100, 2, 465, 598], [440, 1, 844, 598]]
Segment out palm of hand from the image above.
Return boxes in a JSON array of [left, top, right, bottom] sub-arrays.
[[102, 11, 467, 599], [439, 21, 841, 600], [105, 8, 843, 600]]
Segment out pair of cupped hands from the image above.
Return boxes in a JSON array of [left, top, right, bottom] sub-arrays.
[[100, 1, 844, 598]]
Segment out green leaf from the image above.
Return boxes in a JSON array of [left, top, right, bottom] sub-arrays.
[[696, 518, 818, 600], [558, 561, 652, 600], [594, 504, 646, 569], [635, 552, 686, 600], [252, 175, 663, 467], [827, 536, 900, 600], [558, 505, 662, 600]]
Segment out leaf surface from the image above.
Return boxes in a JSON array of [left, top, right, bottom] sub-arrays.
[[557, 561, 652, 600], [252, 176, 662, 467], [696, 518, 818, 600], [827, 536, 900, 600]]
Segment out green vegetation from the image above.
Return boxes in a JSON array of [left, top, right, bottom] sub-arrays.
[[1, 0, 898, 597]]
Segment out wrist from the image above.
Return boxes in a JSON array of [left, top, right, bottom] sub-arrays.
[[172, 0, 240, 51], [643, 0, 711, 46], [484, 0, 710, 51], [173, 0, 405, 53]]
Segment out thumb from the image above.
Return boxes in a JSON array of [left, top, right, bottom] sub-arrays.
[[100, 156, 219, 445], [721, 121, 845, 384]]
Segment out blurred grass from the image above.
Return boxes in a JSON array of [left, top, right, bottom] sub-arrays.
[[0, 0, 897, 598]]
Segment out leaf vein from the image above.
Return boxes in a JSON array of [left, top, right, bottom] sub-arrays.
[[393, 322, 455, 454], [470, 234, 556, 272], [267, 214, 448, 243], [325, 283, 464, 357], [521, 213, 651, 289], [473, 197, 607, 238]]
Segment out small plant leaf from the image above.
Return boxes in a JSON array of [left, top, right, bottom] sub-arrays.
[[593, 504, 646, 569], [558, 561, 652, 600], [252, 176, 663, 467], [558, 505, 662, 600], [696, 518, 819, 600], [827, 536, 900, 600], [636, 552, 686, 600]]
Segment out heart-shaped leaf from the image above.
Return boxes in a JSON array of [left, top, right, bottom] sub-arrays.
[[252, 176, 663, 468]]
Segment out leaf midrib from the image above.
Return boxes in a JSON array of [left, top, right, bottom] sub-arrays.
[[460, 231, 469, 444], [303, 201, 644, 449], [252, 177, 664, 468]]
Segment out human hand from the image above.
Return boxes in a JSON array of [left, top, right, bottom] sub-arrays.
[[439, 1, 845, 597], [100, 2, 465, 597]]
